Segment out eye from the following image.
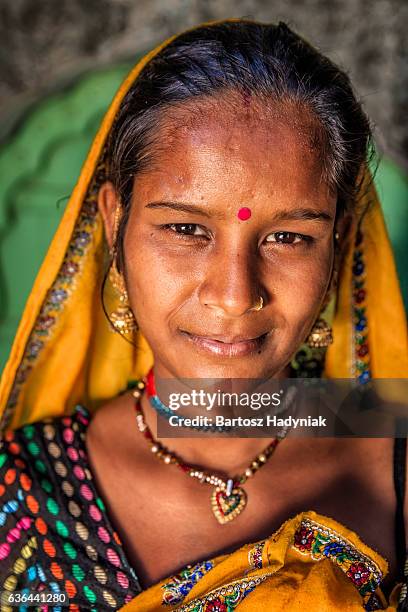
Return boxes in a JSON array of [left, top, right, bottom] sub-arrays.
[[264, 231, 312, 246], [162, 223, 209, 238]]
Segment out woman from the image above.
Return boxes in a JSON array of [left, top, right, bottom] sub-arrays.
[[0, 18, 407, 612]]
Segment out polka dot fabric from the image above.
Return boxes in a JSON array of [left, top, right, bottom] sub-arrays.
[[0, 405, 142, 611]]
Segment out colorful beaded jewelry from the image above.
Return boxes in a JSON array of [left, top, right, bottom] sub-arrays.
[[145, 369, 231, 433], [352, 228, 371, 384], [132, 374, 289, 524]]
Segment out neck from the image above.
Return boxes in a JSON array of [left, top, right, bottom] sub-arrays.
[[140, 391, 285, 477]]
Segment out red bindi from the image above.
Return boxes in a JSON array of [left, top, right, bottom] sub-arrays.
[[237, 207, 251, 221]]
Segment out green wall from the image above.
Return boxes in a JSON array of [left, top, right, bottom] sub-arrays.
[[0, 63, 133, 371]]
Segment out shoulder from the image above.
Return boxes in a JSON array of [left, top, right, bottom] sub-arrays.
[[0, 405, 90, 521], [0, 404, 142, 604], [0, 404, 90, 467], [0, 418, 52, 578], [85, 392, 133, 447], [0, 418, 48, 504], [0, 406, 91, 577]]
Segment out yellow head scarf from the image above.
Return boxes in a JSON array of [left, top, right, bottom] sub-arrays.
[[0, 19, 407, 435]]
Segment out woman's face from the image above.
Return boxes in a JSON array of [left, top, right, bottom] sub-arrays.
[[100, 99, 337, 380]]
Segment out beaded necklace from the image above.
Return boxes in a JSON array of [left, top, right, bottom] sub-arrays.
[[132, 375, 291, 524], [145, 369, 231, 433]]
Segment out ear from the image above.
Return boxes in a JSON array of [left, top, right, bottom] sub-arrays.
[[98, 181, 121, 251], [335, 212, 353, 255]]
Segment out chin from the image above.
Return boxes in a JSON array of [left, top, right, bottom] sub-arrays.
[[170, 353, 288, 380]]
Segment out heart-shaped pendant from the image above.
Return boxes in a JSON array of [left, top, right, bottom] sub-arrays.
[[211, 485, 247, 524]]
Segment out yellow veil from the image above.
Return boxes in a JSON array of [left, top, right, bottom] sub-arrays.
[[0, 19, 407, 435]]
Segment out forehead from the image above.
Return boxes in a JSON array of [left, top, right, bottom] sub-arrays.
[[133, 95, 332, 204]]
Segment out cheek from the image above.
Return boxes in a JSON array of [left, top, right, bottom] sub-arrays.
[[123, 224, 199, 322], [269, 244, 333, 334]]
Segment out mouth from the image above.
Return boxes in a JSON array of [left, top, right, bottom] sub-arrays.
[[179, 330, 270, 357]]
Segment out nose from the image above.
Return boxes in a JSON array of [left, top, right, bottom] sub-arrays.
[[198, 247, 265, 318]]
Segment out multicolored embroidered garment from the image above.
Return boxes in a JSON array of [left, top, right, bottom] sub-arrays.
[[0, 405, 142, 611], [0, 403, 403, 611]]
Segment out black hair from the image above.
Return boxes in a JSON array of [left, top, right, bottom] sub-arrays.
[[106, 20, 373, 272]]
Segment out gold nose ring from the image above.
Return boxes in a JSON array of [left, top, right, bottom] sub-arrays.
[[250, 296, 264, 311]]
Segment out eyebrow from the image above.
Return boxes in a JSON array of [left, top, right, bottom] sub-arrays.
[[145, 201, 333, 223], [272, 208, 333, 223], [145, 201, 220, 219]]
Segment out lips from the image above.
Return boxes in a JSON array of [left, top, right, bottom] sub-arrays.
[[204, 333, 264, 343], [180, 330, 269, 357]]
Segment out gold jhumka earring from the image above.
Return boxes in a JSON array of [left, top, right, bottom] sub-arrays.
[[108, 207, 138, 335], [306, 318, 333, 348], [306, 256, 338, 348], [108, 263, 138, 334], [292, 242, 338, 373]]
